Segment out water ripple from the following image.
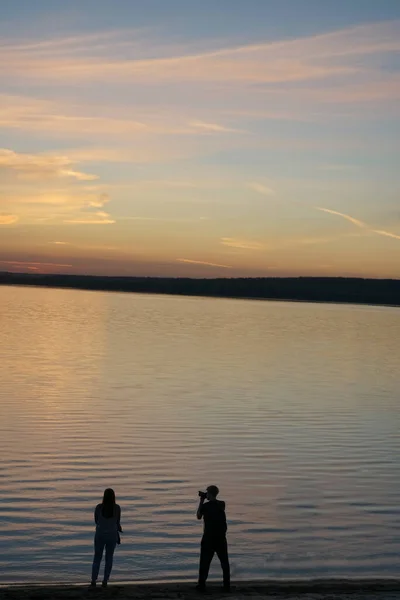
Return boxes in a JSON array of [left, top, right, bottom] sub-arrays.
[[0, 286, 399, 583]]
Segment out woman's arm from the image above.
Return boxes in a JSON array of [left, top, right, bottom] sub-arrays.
[[117, 505, 123, 532], [94, 504, 100, 525]]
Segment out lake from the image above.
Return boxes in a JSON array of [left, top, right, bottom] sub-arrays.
[[0, 285, 399, 584]]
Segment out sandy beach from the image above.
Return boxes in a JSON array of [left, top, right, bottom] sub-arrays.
[[2, 580, 400, 600]]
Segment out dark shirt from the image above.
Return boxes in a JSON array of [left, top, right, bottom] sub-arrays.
[[200, 500, 227, 539], [94, 503, 121, 536]]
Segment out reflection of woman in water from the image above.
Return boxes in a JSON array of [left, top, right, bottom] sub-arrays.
[[90, 488, 122, 588]]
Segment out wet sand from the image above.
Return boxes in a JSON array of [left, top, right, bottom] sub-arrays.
[[2, 580, 400, 600]]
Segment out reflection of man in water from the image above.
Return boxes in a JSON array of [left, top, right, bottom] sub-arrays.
[[196, 485, 230, 592]]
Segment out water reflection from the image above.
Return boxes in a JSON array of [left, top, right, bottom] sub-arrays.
[[0, 286, 399, 583]]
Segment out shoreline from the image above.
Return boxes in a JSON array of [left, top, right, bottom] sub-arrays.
[[1, 281, 399, 310], [3, 579, 400, 599]]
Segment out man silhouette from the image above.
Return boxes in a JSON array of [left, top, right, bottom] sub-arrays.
[[196, 485, 230, 592]]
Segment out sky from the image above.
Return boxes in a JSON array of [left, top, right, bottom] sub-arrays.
[[0, 0, 399, 279]]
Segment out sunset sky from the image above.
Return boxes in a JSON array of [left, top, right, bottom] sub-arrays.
[[1, 0, 399, 278]]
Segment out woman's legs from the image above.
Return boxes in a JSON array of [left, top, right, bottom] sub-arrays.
[[103, 540, 116, 583], [91, 536, 104, 583]]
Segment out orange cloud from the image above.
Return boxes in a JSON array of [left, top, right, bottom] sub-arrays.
[[64, 211, 115, 224], [221, 238, 266, 250], [314, 206, 367, 228], [177, 258, 232, 269], [0, 213, 19, 225], [0, 260, 72, 267], [88, 193, 110, 208], [372, 229, 400, 241], [0, 148, 97, 181]]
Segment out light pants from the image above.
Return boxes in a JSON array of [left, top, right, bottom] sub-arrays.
[[91, 533, 117, 583]]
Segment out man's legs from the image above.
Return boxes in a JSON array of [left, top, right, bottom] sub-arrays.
[[91, 536, 104, 584], [198, 540, 214, 589], [103, 539, 116, 583], [216, 538, 230, 590]]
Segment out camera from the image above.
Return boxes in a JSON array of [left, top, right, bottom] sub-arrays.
[[198, 491, 207, 500]]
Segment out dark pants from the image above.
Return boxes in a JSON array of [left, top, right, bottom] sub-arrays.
[[198, 536, 230, 588], [91, 533, 117, 583]]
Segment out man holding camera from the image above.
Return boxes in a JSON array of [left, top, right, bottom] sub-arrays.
[[196, 485, 230, 592]]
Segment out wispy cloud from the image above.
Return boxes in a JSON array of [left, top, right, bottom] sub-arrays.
[[314, 206, 367, 228], [0, 95, 241, 140], [248, 182, 276, 196], [371, 229, 400, 241], [246, 183, 400, 247], [222, 232, 364, 254], [0, 148, 97, 181], [316, 206, 400, 243], [177, 258, 232, 269], [0, 213, 19, 225], [189, 121, 243, 134], [64, 211, 115, 225], [123, 216, 204, 223], [221, 237, 266, 250], [0, 260, 72, 268], [88, 193, 110, 208], [3, 21, 400, 85]]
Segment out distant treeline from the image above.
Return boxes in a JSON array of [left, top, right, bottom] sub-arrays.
[[0, 272, 399, 306]]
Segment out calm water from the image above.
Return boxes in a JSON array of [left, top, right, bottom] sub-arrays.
[[0, 285, 399, 584]]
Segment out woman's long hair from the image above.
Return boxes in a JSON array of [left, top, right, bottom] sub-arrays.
[[102, 488, 116, 518]]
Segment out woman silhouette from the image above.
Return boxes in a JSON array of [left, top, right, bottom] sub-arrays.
[[90, 488, 122, 588]]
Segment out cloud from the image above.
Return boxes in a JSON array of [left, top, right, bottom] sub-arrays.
[[0, 162, 114, 226], [0, 148, 97, 181], [123, 215, 204, 223], [245, 182, 400, 247], [176, 258, 232, 269], [315, 206, 400, 242], [88, 193, 110, 208], [64, 211, 115, 224], [49, 241, 69, 245], [0, 260, 72, 268], [0, 20, 399, 158], [221, 237, 266, 250], [0, 187, 112, 216], [314, 206, 367, 228], [248, 182, 276, 196], [0, 213, 19, 225], [0, 43, 350, 87], [3, 28, 140, 53], [371, 229, 400, 241], [0, 95, 240, 139], [222, 232, 365, 254], [64, 143, 204, 163], [189, 121, 243, 134], [2, 189, 103, 207], [4, 21, 400, 86]]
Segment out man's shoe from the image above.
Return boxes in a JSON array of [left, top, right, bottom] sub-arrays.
[[195, 583, 206, 593], [101, 581, 108, 588]]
